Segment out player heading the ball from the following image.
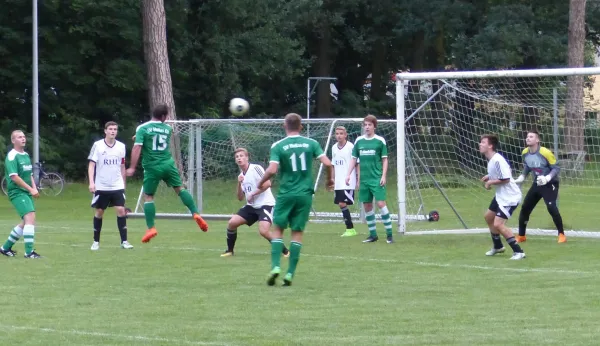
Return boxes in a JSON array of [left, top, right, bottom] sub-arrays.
[[479, 134, 526, 260], [221, 148, 289, 257], [257, 113, 334, 286], [88, 121, 133, 251], [126, 104, 209, 243]]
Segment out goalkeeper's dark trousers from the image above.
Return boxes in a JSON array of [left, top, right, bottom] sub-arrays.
[[518, 182, 564, 236]]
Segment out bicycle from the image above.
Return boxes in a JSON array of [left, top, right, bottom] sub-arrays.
[[1, 162, 65, 196]]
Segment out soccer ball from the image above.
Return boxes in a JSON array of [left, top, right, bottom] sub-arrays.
[[229, 98, 249, 116]]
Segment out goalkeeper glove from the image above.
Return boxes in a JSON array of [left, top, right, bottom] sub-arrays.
[[514, 175, 525, 184], [536, 175, 552, 186]]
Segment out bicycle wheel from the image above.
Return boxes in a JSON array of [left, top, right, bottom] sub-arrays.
[[40, 172, 64, 196], [1, 177, 7, 196]]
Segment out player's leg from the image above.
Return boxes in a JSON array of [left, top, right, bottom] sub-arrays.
[[361, 185, 378, 243], [268, 197, 292, 286], [0, 221, 24, 257], [222, 212, 248, 256], [485, 199, 505, 256], [517, 186, 542, 242], [22, 210, 40, 258], [335, 190, 356, 237], [373, 185, 392, 243], [493, 205, 525, 260], [541, 182, 566, 243], [167, 165, 208, 232], [282, 195, 312, 286], [140, 169, 161, 243], [90, 191, 108, 250], [256, 206, 289, 256], [112, 190, 132, 249]]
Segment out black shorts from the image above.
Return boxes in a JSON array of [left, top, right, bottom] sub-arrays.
[[525, 181, 559, 205], [334, 189, 355, 205], [488, 197, 518, 219], [236, 205, 273, 226], [91, 190, 126, 210]]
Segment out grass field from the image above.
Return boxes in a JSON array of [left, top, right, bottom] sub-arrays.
[[1, 183, 599, 345]]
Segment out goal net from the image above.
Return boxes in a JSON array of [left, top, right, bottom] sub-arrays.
[[130, 118, 457, 232], [396, 67, 600, 237]]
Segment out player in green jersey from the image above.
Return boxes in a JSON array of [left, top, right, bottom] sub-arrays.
[[345, 114, 393, 244], [257, 113, 334, 286], [0, 130, 41, 258], [126, 104, 208, 243]]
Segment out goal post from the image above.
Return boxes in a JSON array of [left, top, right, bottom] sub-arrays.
[[395, 67, 600, 237]]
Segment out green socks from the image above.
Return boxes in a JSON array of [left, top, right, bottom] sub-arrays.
[[144, 201, 156, 228], [365, 211, 377, 238], [2, 225, 23, 251], [287, 241, 302, 277], [23, 225, 34, 255], [380, 206, 393, 237], [179, 189, 199, 215], [271, 238, 283, 269]]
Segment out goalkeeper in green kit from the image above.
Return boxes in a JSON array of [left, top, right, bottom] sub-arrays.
[[126, 104, 209, 243]]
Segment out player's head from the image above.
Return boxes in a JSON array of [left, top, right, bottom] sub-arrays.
[[234, 147, 249, 167], [479, 134, 499, 154], [363, 114, 377, 136], [152, 104, 170, 122], [284, 113, 302, 133], [334, 126, 348, 144], [10, 130, 26, 149], [525, 130, 540, 147], [104, 121, 118, 140]]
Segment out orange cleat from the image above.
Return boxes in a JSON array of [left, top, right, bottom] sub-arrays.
[[193, 213, 209, 232], [558, 233, 567, 243], [141, 227, 158, 243], [516, 235, 527, 243]]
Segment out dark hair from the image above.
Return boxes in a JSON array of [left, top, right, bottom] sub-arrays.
[[104, 121, 118, 129], [284, 113, 302, 131], [481, 134, 499, 151], [528, 130, 540, 139], [364, 114, 378, 128], [153, 104, 170, 120]]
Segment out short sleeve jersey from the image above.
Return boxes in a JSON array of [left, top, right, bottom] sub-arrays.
[[351, 135, 388, 185], [522, 146, 559, 183], [269, 135, 325, 196], [134, 121, 174, 168], [88, 139, 126, 191], [239, 163, 276, 208], [488, 153, 522, 206], [5, 149, 33, 199], [332, 141, 356, 190]]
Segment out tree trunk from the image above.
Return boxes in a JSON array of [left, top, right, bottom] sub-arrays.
[[142, 0, 183, 174], [369, 40, 387, 101], [315, 24, 332, 118], [565, 0, 586, 153]]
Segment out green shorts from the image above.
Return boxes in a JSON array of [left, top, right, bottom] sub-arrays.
[[10, 194, 35, 219], [143, 163, 183, 196], [359, 182, 387, 203], [273, 194, 313, 232]]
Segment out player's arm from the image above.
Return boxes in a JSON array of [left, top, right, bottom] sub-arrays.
[[249, 166, 271, 201], [355, 161, 360, 189], [87, 142, 98, 192], [514, 148, 530, 184], [126, 128, 144, 176], [485, 160, 511, 189], [257, 162, 278, 190], [380, 140, 389, 186], [236, 176, 244, 201], [537, 147, 560, 185], [121, 161, 126, 190], [6, 159, 37, 197]]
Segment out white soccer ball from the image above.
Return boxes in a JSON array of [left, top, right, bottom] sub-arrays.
[[229, 98, 250, 116]]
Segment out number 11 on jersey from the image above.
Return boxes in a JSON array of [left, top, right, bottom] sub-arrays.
[[290, 152, 307, 172]]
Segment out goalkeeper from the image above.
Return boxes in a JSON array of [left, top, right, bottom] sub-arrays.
[[514, 131, 566, 243]]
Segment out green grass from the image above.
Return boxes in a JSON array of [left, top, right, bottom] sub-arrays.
[[0, 183, 599, 345]]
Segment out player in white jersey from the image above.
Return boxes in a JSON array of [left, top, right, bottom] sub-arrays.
[[221, 148, 289, 257], [331, 126, 359, 237], [479, 134, 525, 260], [87, 121, 133, 251]]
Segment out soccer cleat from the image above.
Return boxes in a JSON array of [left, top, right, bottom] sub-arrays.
[[220, 250, 234, 257], [91, 241, 100, 251], [267, 267, 281, 286], [121, 241, 134, 249], [558, 233, 567, 243], [0, 247, 16, 257], [386, 236, 394, 244], [24, 251, 41, 259], [341, 228, 357, 237], [283, 273, 293, 286], [485, 247, 505, 256], [516, 235, 527, 243], [283, 249, 290, 258], [510, 252, 526, 260], [141, 227, 158, 243], [193, 214, 209, 232], [362, 236, 379, 243]]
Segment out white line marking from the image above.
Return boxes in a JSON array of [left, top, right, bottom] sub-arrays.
[[0, 324, 228, 345], [34, 241, 598, 276]]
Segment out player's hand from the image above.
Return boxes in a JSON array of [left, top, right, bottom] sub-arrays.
[[536, 175, 550, 186], [481, 175, 489, 182], [131, 135, 136, 142], [238, 175, 244, 183], [345, 176, 350, 185], [30, 188, 39, 198], [326, 178, 334, 192], [247, 192, 255, 203], [380, 176, 386, 186], [355, 181, 360, 191], [126, 168, 136, 177], [89, 183, 95, 193], [484, 181, 492, 190], [514, 175, 525, 184]]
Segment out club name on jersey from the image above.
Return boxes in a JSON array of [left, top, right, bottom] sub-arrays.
[[21, 164, 32, 171], [147, 127, 170, 135], [359, 149, 376, 156], [282, 143, 309, 150], [103, 158, 122, 165]]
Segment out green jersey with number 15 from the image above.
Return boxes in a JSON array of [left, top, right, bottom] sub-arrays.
[[134, 121, 174, 168], [269, 135, 324, 196]]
